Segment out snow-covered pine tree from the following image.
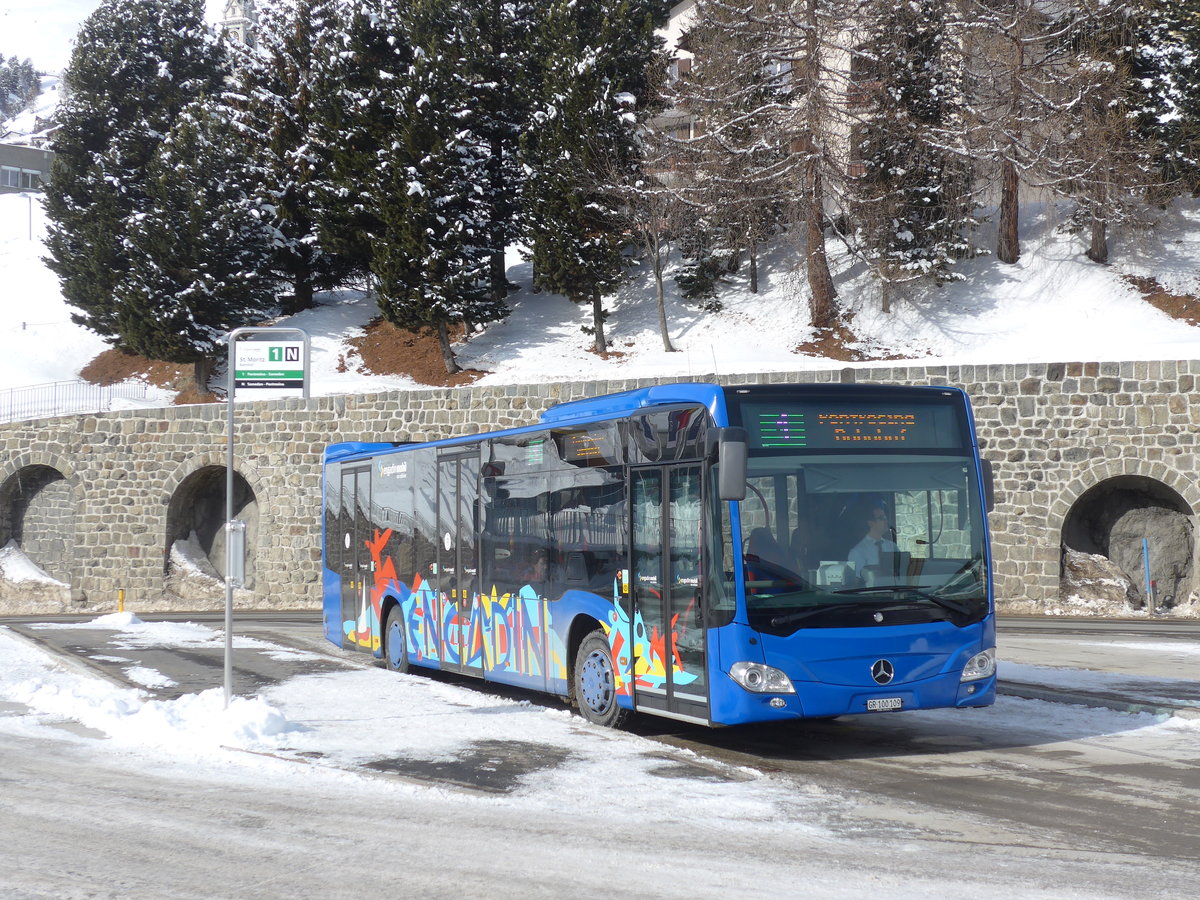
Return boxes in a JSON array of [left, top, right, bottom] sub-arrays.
[[306, 0, 382, 278], [1041, 0, 1163, 264], [0, 57, 40, 119], [1134, 0, 1200, 195], [374, 0, 507, 373], [43, 0, 226, 350], [119, 101, 277, 378], [848, 0, 979, 293], [668, 0, 791, 296], [521, 0, 666, 354], [228, 0, 354, 314], [461, 0, 540, 306]]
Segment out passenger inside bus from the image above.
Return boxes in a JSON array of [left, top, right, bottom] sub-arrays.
[[522, 547, 551, 590], [790, 518, 816, 574]]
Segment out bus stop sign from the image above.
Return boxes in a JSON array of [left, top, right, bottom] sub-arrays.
[[233, 334, 309, 399]]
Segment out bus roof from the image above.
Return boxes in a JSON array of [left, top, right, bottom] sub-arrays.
[[323, 381, 972, 464], [538, 382, 725, 424]]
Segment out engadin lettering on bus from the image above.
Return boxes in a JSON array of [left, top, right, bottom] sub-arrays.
[[377, 460, 408, 478]]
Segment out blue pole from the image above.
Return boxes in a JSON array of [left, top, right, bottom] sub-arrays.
[[1142, 538, 1152, 601]]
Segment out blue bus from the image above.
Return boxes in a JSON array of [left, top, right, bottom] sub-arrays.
[[321, 382, 996, 727]]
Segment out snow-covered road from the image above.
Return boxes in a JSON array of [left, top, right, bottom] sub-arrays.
[[1, 617, 1198, 898]]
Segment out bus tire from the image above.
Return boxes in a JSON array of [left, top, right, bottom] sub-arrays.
[[383, 604, 410, 674], [573, 630, 628, 728]]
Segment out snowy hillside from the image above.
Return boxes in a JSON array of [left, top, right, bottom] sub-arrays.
[[5, 185, 1200, 403], [0, 75, 62, 143], [5, 4, 1200, 403]]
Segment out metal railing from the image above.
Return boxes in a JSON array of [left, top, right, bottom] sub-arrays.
[[0, 379, 151, 424]]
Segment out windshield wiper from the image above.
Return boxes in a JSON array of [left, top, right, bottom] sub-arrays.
[[833, 585, 975, 617]]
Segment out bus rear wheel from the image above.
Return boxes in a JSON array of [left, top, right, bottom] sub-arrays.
[[383, 605, 410, 674], [573, 631, 628, 728]]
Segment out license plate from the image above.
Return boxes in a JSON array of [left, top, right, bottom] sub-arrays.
[[867, 697, 903, 711]]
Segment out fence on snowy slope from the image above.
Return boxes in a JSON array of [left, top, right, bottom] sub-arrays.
[[0, 380, 149, 424]]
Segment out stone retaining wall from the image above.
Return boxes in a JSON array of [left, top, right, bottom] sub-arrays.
[[2, 361, 1198, 617]]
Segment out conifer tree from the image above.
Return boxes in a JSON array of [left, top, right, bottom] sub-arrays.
[[372, 0, 507, 373], [307, 0, 383, 277], [0, 57, 40, 120], [230, 0, 353, 314], [1134, 0, 1200, 194], [849, 0, 979, 292], [318, 0, 508, 373], [43, 0, 226, 353], [120, 102, 277, 371], [521, 0, 666, 353], [463, 0, 539, 305]]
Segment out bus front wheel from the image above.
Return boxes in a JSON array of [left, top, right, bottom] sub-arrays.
[[573, 631, 628, 729], [383, 605, 410, 674]]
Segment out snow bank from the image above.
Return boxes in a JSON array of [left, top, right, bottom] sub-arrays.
[[0, 628, 297, 756], [0, 540, 72, 615]]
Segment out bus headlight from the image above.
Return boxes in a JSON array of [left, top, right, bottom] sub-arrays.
[[729, 662, 795, 693], [961, 648, 996, 682]]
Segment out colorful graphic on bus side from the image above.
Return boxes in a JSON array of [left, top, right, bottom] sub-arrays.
[[341, 528, 694, 696]]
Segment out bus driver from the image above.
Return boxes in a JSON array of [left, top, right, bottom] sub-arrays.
[[848, 505, 898, 577]]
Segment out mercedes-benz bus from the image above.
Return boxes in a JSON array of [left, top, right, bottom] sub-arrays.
[[321, 382, 996, 727]]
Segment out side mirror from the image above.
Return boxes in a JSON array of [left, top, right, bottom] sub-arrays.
[[716, 427, 748, 501], [981, 459, 995, 513]]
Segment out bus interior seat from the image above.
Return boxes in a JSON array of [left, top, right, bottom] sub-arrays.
[[745, 527, 790, 568], [564, 551, 588, 585], [873, 550, 912, 581]]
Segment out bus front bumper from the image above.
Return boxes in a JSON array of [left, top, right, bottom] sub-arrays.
[[709, 671, 996, 726]]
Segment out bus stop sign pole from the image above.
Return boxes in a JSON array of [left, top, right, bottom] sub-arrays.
[[224, 327, 311, 708]]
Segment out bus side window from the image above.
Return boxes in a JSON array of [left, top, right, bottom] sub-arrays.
[[374, 460, 414, 579], [411, 450, 439, 582]]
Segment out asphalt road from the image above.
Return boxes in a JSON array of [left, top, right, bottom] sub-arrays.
[[4, 611, 1199, 892]]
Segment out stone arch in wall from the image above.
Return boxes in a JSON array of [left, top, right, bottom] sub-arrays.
[[1059, 469, 1195, 609], [164, 464, 260, 595], [0, 461, 76, 583]]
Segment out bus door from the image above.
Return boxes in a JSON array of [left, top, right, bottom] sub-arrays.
[[340, 463, 372, 650], [437, 451, 481, 675], [630, 464, 710, 723]]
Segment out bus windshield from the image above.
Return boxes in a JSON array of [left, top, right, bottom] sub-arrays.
[[736, 452, 989, 634]]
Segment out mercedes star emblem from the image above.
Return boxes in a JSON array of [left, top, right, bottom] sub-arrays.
[[871, 659, 895, 685]]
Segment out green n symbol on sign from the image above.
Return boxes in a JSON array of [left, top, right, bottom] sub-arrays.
[[269, 347, 283, 362]]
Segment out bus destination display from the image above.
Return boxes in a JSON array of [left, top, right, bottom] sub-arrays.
[[746, 401, 962, 450]]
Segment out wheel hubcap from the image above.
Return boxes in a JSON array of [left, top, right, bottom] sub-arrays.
[[580, 649, 614, 714], [388, 621, 404, 667]]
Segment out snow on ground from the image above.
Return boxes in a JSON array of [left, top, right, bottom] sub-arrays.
[[1000, 658, 1198, 705], [2, 614, 1197, 812], [6, 188, 1200, 398], [0, 621, 826, 831], [1, 75, 62, 140], [0, 539, 65, 585], [4, 613, 1200, 899]]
